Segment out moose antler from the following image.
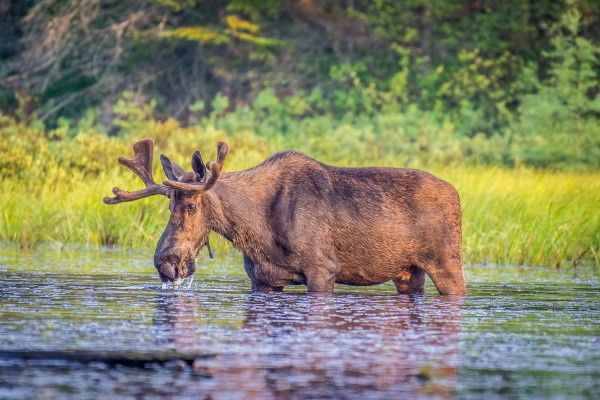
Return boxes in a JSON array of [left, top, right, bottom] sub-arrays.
[[103, 139, 170, 204], [162, 141, 229, 192]]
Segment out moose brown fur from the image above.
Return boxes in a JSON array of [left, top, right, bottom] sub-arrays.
[[104, 139, 466, 295]]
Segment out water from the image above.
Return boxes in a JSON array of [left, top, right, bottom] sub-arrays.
[[0, 246, 598, 399]]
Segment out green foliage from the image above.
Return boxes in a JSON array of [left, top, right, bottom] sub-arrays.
[[159, 13, 281, 47], [112, 92, 157, 134], [432, 49, 521, 135], [0, 114, 598, 269], [0, 0, 598, 269], [1, 0, 598, 140], [154, 0, 199, 12], [160, 26, 230, 44], [516, 7, 599, 136]]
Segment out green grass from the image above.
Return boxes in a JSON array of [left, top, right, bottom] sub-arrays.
[[438, 167, 600, 268], [1, 114, 598, 270], [1, 161, 598, 270]]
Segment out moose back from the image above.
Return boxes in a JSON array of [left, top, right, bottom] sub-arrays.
[[104, 139, 466, 295]]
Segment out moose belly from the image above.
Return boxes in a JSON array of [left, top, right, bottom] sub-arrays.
[[335, 274, 389, 286], [331, 221, 416, 286], [335, 259, 400, 286]]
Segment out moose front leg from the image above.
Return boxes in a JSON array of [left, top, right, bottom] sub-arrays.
[[243, 255, 286, 292], [302, 251, 340, 293]]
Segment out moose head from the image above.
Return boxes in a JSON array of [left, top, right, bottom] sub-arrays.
[[103, 139, 228, 282]]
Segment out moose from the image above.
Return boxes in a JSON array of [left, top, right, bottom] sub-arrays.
[[103, 139, 466, 295]]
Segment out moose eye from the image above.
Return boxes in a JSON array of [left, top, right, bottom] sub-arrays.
[[186, 203, 197, 213]]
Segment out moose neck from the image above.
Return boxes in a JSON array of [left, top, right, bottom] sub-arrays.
[[203, 171, 271, 260]]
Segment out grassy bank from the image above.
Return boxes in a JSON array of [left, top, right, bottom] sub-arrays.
[[0, 120, 598, 269]]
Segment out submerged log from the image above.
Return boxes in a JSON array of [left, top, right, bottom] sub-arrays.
[[0, 349, 215, 368]]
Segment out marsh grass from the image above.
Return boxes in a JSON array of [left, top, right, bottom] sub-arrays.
[[1, 115, 598, 269], [442, 167, 600, 268], [1, 161, 598, 270]]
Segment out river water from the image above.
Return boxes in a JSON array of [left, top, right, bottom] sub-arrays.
[[0, 246, 598, 399]]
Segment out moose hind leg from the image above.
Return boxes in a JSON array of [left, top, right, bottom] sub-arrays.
[[422, 257, 467, 295], [393, 266, 425, 295]]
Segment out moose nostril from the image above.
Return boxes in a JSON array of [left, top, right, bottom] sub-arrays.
[[154, 254, 181, 281], [158, 271, 173, 282]]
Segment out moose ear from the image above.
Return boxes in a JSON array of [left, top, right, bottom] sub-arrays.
[[191, 151, 206, 181], [160, 154, 186, 181]]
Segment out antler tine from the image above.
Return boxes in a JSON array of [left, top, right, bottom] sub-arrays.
[[204, 141, 229, 190], [118, 139, 156, 187], [162, 141, 229, 192], [103, 139, 169, 204]]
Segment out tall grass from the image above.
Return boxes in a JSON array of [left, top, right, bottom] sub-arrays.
[[1, 157, 598, 269], [1, 113, 598, 269], [441, 167, 600, 268]]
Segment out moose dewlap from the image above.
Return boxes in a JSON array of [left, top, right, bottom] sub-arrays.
[[104, 139, 466, 295]]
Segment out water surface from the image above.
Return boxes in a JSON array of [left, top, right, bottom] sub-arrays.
[[0, 246, 598, 399]]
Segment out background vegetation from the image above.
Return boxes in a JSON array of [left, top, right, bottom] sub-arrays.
[[0, 0, 598, 269]]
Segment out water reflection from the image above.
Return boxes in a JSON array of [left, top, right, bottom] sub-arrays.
[[154, 291, 464, 399], [1, 262, 598, 399], [154, 292, 201, 349]]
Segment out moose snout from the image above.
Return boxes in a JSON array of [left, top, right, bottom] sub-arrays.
[[154, 253, 195, 282]]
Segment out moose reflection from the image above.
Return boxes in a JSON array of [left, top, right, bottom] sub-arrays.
[[154, 291, 463, 399]]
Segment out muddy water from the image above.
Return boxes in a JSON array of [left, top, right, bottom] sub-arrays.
[[0, 246, 598, 399]]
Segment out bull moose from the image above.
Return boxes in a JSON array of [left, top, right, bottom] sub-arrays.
[[103, 139, 466, 295]]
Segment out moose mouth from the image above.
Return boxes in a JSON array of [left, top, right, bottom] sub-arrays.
[[161, 274, 195, 289], [157, 258, 196, 284]]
